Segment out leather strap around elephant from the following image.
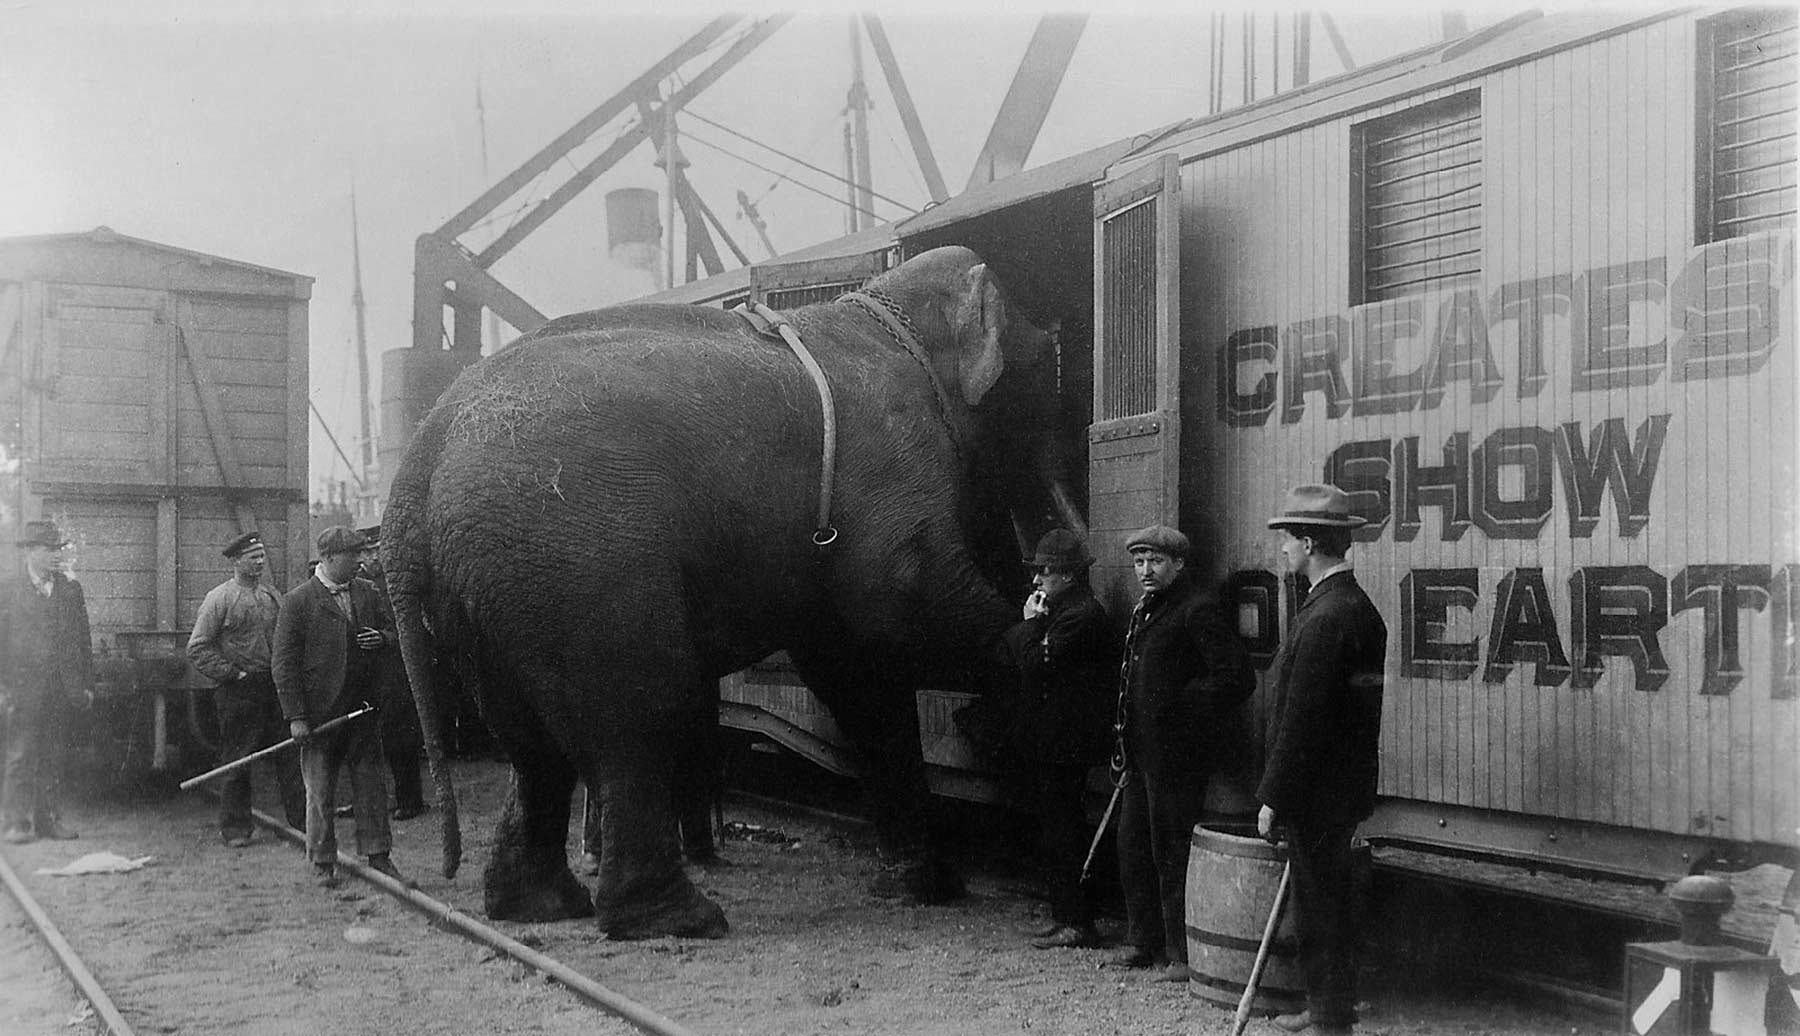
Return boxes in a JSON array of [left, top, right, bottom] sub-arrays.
[[732, 302, 839, 548]]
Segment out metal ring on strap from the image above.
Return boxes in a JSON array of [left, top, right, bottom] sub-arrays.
[[740, 302, 838, 549]]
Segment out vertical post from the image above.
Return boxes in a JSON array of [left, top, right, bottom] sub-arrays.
[[843, 124, 858, 235], [1293, 12, 1312, 88], [351, 191, 373, 481], [848, 17, 874, 231], [663, 106, 678, 289]]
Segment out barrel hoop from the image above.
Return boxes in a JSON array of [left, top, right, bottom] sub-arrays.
[[1186, 923, 1298, 956], [1186, 969, 1307, 997]]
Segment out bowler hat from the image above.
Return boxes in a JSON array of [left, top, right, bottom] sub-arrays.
[[315, 526, 368, 557], [221, 531, 265, 558], [1022, 529, 1093, 570], [1125, 524, 1189, 559], [17, 521, 71, 550], [1267, 483, 1368, 529]]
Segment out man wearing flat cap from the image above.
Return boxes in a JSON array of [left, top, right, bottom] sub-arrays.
[[1258, 484, 1387, 1036], [998, 529, 1118, 950], [188, 531, 305, 846], [0, 521, 95, 844], [272, 526, 403, 886], [1107, 523, 1253, 982]]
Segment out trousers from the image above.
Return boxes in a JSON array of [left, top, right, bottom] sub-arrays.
[[1288, 819, 1360, 1027], [1, 678, 73, 832], [214, 673, 305, 837], [299, 712, 390, 864], [1115, 767, 1207, 963]]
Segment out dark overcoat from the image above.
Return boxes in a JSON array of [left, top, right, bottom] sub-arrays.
[[1256, 570, 1388, 827], [0, 574, 95, 706], [999, 585, 1118, 766], [272, 576, 395, 723], [1119, 573, 1254, 776]]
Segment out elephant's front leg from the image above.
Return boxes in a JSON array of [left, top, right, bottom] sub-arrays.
[[481, 758, 593, 922], [794, 651, 965, 905], [590, 759, 728, 940]]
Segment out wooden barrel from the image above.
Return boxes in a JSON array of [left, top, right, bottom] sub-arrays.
[[1184, 825, 1304, 1015]]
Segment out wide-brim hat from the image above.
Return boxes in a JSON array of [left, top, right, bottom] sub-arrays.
[[1268, 483, 1368, 529], [17, 521, 71, 549], [1125, 524, 1190, 559], [1021, 528, 1094, 570], [315, 525, 368, 557]]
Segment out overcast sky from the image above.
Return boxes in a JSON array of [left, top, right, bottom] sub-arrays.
[[1, 0, 1531, 499]]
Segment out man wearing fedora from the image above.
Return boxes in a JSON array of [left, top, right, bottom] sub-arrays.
[[188, 531, 306, 847], [999, 529, 1118, 950], [1259, 484, 1388, 1036], [0, 520, 95, 844], [273, 526, 403, 887], [1108, 524, 1254, 982]]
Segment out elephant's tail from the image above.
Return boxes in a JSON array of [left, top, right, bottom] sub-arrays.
[[381, 420, 463, 880]]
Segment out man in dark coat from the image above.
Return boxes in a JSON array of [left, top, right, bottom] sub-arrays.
[[0, 521, 94, 843], [273, 526, 402, 887], [1107, 524, 1254, 982], [1258, 484, 1388, 1036], [187, 530, 305, 846], [356, 526, 426, 822], [999, 529, 1118, 950]]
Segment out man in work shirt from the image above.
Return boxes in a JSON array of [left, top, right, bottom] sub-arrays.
[[187, 531, 305, 846], [0, 521, 94, 844], [1108, 524, 1253, 983], [1258, 484, 1388, 1036], [273, 526, 402, 887]]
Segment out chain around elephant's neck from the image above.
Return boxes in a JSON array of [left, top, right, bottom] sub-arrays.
[[841, 287, 967, 465]]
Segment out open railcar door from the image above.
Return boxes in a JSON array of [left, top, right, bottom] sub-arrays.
[[1089, 154, 1182, 611]]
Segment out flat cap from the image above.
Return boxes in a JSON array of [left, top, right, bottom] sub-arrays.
[[221, 531, 265, 558], [357, 524, 381, 545], [315, 525, 368, 557], [1125, 524, 1189, 559], [1023, 528, 1094, 570]]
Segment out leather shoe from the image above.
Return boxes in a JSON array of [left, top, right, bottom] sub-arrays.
[[1104, 947, 1158, 969], [314, 863, 341, 888], [391, 804, 428, 821], [1016, 919, 1061, 939], [223, 834, 253, 849], [578, 851, 600, 876], [35, 819, 78, 840], [365, 853, 408, 885], [1031, 925, 1099, 949], [3, 827, 35, 845], [1150, 961, 1191, 983], [1275, 1011, 1354, 1034], [334, 804, 354, 818]]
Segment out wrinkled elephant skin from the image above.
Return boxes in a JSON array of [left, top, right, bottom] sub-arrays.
[[383, 247, 1065, 939]]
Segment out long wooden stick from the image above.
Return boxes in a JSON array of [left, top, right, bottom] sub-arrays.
[[1232, 859, 1293, 1036], [178, 707, 373, 790]]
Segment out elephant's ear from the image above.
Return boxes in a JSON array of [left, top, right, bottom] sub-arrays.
[[957, 263, 1006, 406]]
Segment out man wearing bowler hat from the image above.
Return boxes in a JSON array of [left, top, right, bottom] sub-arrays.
[[1107, 524, 1253, 982], [1259, 484, 1387, 1036], [0, 521, 95, 844], [273, 526, 403, 887], [1000, 529, 1118, 950], [188, 531, 305, 846]]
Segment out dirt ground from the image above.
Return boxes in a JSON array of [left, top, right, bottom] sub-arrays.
[[0, 757, 1785, 1036]]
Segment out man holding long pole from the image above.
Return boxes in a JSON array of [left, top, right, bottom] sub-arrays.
[[1258, 485, 1388, 1036]]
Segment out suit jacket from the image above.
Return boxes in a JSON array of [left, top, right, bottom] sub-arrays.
[[1118, 573, 1254, 776], [1256, 570, 1388, 827], [0, 573, 95, 705], [999, 585, 1119, 766], [272, 575, 395, 723]]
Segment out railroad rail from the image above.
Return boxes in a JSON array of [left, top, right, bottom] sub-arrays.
[[0, 846, 137, 1036]]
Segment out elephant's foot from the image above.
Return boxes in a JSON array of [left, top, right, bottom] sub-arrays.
[[482, 848, 595, 922], [869, 857, 966, 904], [596, 881, 729, 940]]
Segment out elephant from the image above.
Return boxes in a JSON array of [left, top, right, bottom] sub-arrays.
[[382, 245, 1085, 939]]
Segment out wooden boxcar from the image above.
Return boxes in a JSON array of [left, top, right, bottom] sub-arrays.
[[0, 227, 311, 781], [672, 7, 1798, 882]]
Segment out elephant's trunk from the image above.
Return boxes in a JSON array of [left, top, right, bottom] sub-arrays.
[[381, 431, 463, 880]]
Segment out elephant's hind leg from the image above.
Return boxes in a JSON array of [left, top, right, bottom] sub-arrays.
[[478, 676, 592, 922]]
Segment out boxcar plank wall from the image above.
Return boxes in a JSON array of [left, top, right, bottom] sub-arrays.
[[0, 231, 310, 693], [1174, 14, 1796, 850]]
